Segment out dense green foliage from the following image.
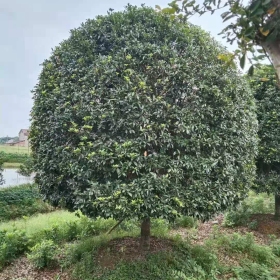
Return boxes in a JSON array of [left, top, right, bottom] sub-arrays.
[[165, 0, 280, 78], [30, 5, 257, 223], [0, 159, 4, 186], [249, 66, 280, 196], [0, 151, 29, 164], [17, 157, 34, 177], [0, 184, 52, 221], [27, 239, 58, 269]]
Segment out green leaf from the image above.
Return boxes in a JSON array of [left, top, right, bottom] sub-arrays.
[[240, 53, 246, 69], [248, 65, 254, 76]]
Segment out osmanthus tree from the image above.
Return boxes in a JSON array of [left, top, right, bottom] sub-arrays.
[[249, 65, 280, 219], [162, 0, 280, 80], [30, 5, 258, 250]]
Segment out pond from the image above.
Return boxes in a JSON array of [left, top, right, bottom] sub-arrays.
[[1, 168, 34, 188]]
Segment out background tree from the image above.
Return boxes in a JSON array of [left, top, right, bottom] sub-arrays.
[[162, 0, 280, 80], [17, 157, 34, 177], [0, 158, 4, 186], [249, 65, 280, 219], [30, 5, 257, 250]]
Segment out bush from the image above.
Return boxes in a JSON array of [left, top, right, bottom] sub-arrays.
[[173, 216, 197, 229], [0, 229, 29, 268], [0, 151, 29, 163], [30, 5, 257, 228], [223, 191, 274, 228], [223, 204, 251, 227], [27, 239, 58, 269], [0, 184, 52, 221]]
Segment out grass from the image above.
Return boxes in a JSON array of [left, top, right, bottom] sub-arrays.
[[1, 192, 280, 279], [2, 162, 21, 168], [0, 145, 29, 154], [0, 210, 78, 236]]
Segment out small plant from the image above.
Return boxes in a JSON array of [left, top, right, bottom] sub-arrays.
[[27, 239, 58, 269], [0, 229, 29, 268], [223, 204, 251, 227], [248, 219, 258, 230], [269, 237, 280, 257], [174, 216, 197, 229], [233, 262, 277, 280]]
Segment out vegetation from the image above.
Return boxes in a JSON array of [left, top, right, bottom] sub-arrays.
[[3, 162, 22, 168], [0, 145, 29, 154], [247, 65, 280, 219], [0, 137, 17, 145], [30, 5, 257, 250], [0, 158, 4, 186], [0, 184, 52, 222], [1, 192, 280, 279], [223, 191, 274, 227], [164, 0, 280, 80], [17, 157, 34, 177], [0, 151, 29, 164]]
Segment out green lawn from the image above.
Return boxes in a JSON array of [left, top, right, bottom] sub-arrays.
[[0, 145, 29, 154], [0, 210, 78, 236]]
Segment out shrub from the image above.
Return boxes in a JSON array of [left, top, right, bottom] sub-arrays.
[[0, 184, 52, 221], [0, 229, 29, 268], [0, 151, 29, 163], [27, 239, 58, 269], [173, 216, 197, 229], [223, 204, 251, 227], [30, 4, 257, 251]]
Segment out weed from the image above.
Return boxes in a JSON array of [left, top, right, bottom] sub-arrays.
[[27, 239, 58, 269], [233, 262, 277, 280], [0, 229, 29, 268], [173, 216, 197, 229]]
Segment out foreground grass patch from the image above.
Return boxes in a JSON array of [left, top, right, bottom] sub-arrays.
[[0, 210, 78, 236]]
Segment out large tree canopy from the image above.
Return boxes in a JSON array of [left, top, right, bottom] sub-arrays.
[[163, 0, 280, 80], [249, 65, 280, 218], [30, 5, 257, 248]]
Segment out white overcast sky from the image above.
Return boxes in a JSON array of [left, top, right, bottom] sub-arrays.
[[0, 0, 245, 137]]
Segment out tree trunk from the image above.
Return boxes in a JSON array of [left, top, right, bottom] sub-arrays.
[[275, 194, 280, 220], [140, 217, 150, 252], [262, 39, 280, 85]]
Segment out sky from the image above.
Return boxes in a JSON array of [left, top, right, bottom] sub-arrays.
[[0, 0, 238, 137]]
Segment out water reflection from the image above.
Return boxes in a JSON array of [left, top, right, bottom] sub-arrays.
[[1, 168, 34, 188]]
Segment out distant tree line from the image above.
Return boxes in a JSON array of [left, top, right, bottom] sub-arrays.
[[0, 136, 19, 144]]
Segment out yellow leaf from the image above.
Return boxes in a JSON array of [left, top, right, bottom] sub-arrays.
[[267, 7, 276, 15], [260, 27, 270, 36], [260, 77, 269, 82], [144, 151, 147, 157]]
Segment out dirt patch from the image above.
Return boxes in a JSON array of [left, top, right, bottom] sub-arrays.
[[170, 213, 279, 246], [97, 236, 173, 269], [0, 257, 70, 280], [250, 214, 280, 237]]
